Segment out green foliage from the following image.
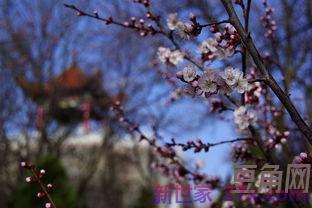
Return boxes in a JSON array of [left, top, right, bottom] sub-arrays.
[[10, 156, 79, 208]]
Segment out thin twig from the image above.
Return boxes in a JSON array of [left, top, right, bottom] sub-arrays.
[[30, 167, 56, 208], [200, 19, 229, 27]]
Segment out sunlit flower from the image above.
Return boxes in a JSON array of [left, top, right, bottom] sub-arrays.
[[216, 76, 232, 95], [214, 46, 235, 60], [182, 65, 196, 82], [236, 77, 250, 93], [220, 67, 251, 93], [169, 50, 184, 65], [157, 47, 183, 65], [167, 13, 181, 30], [234, 106, 257, 130], [215, 32, 222, 42], [220, 67, 242, 86], [157, 47, 171, 63], [198, 70, 218, 93], [175, 22, 193, 39], [199, 38, 219, 54]]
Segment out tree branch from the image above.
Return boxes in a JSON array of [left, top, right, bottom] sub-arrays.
[[220, 0, 312, 142]]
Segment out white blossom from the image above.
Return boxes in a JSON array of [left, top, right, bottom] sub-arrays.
[[198, 70, 218, 93], [220, 67, 251, 93], [214, 46, 235, 60], [157, 47, 184, 65], [236, 77, 250, 93], [216, 76, 233, 95], [166, 13, 193, 39], [169, 50, 184, 65], [175, 22, 193, 39], [215, 32, 222, 42], [220, 67, 242, 86], [199, 38, 219, 54], [182, 65, 196, 82], [234, 106, 257, 130], [167, 13, 181, 30], [157, 47, 171, 63]]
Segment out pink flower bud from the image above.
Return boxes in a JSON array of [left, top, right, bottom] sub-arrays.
[[26, 177, 32, 183], [280, 138, 287, 144], [77, 11, 83, 16], [45, 203, 52, 208], [146, 11, 152, 19], [140, 31, 147, 37], [300, 152, 308, 159], [47, 183, 53, 190], [189, 13, 196, 21], [37, 192, 46, 198], [293, 156, 302, 164], [176, 71, 183, 79], [20, 161, 27, 168]]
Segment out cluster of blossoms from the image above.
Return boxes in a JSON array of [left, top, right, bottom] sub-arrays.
[[176, 66, 251, 97], [20, 162, 55, 208], [293, 152, 312, 164], [264, 125, 289, 149], [199, 23, 239, 61], [260, 0, 277, 40], [234, 106, 257, 130], [166, 13, 201, 39], [157, 47, 184, 65]]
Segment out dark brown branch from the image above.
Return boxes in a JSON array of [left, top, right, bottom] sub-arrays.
[[166, 137, 253, 153], [200, 19, 229, 27], [241, 0, 251, 105], [64, 4, 162, 34], [64, 3, 206, 72]]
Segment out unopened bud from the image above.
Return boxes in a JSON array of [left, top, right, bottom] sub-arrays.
[[37, 192, 46, 198], [26, 177, 32, 183], [45, 203, 52, 208], [20, 161, 28, 168], [146, 11, 152, 19], [77, 11, 83, 16]]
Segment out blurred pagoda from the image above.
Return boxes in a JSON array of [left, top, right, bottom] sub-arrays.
[[16, 63, 123, 130]]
